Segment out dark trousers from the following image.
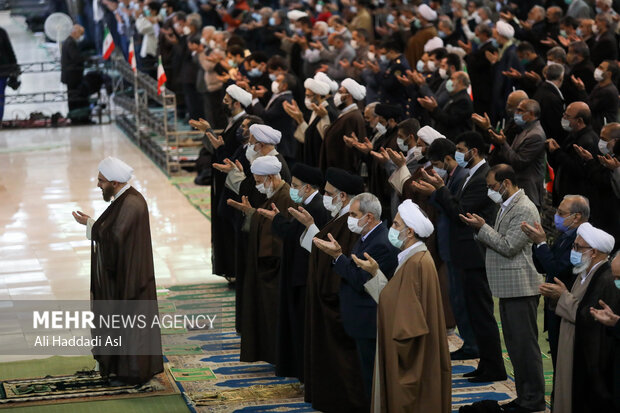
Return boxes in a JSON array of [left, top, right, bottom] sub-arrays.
[[448, 261, 478, 354], [545, 305, 561, 369], [461, 267, 505, 376], [0, 76, 6, 120], [354, 337, 375, 404], [204, 88, 226, 129], [499, 296, 545, 411], [183, 83, 204, 121]]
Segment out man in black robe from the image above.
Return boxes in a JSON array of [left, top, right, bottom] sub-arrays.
[[257, 163, 330, 381], [72, 157, 163, 385]]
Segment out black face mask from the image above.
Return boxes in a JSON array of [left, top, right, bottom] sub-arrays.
[[223, 103, 233, 117]]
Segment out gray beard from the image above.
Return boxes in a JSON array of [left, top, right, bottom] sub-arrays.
[[572, 256, 592, 275]]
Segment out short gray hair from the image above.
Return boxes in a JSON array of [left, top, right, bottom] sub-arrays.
[[563, 194, 590, 220], [352, 192, 382, 219], [546, 63, 565, 82]]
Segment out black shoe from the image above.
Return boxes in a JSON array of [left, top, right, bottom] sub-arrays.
[[467, 373, 507, 383], [500, 400, 539, 412], [463, 368, 482, 378], [451, 348, 480, 360], [108, 379, 130, 387]]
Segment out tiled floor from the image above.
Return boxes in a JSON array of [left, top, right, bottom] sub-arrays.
[[0, 12, 220, 362]]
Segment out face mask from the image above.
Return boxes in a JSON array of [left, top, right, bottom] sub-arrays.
[[554, 213, 574, 232], [416, 60, 425, 72], [433, 166, 448, 179], [159, 8, 167, 18], [561, 117, 572, 132], [520, 58, 530, 66], [248, 68, 263, 78], [412, 146, 423, 161], [333, 92, 343, 108], [228, 59, 238, 68], [560, 29, 568, 37], [252, 13, 262, 22], [255, 183, 267, 194], [367, 52, 375, 60], [347, 215, 366, 234], [289, 187, 303, 203], [78, 34, 85, 42], [245, 144, 259, 163], [271, 81, 280, 94], [350, 40, 358, 49], [427, 60, 437, 72], [455, 150, 469, 168], [472, 12, 481, 24], [594, 68, 605, 82], [386, 14, 395, 24], [446, 79, 455, 93], [375, 122, 387, 135], [388, 227, 405, 248], [598, 139, 611, 155], [615, 279, 620, 289], [144, 7, 151, 17], [269, 17, 276, 26], [328, 27, 335, 34], [414, 19, 422, 29], [397, 137, 408, 152], [439, 68, 448, 79], [491, 38, 499, 48], [487, 188, 503, 204], [323, 194, 343, 216], [350, 6, 357, 13], [183, 26, 191, 35], [316, 4, 323, 12], [296, 28, 304, 36], [576, 27, 583, 37], [438, 30, 446, 38], [379, 55, 388, 63], [592, 24, 599, 35], [570, 249, 591, 272], [289, 24, 296, 32], [472, 36, 481, 45], [209, 39, 217, 49], [268, 73, 277, 82], [304, 97, 315, 110], [200, 37, 208, 46], [514, 113, 526, 126]]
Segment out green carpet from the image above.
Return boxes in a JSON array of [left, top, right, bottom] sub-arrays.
[[170, 176, 211, 220], [0, 356, 95, 381]]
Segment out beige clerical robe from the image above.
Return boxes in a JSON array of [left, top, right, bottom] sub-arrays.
[[366, 243, 451, 413], [552, 263, 600, 413]]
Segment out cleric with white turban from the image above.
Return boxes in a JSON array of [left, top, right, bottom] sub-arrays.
[[577, 223, 615, 255], [249, 124, 282, 145], [418, 4, 437, 21], [424, 36, 444, 53], [250, 155, 282, 176], [98, 156, 133, 183], [496, 20, 515, 40], [226, 84, 252, 108], [417, 126, 446, 146], [304, 78, 331, 96], [341, 78, 366, 101], [314, 72, 338, 93], [398, 199, 434, 239]]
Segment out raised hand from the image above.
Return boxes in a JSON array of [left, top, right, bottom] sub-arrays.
[[370, 147, 390, 163], [351, 252, 379, 277], [283, 100, 304, 124], [471, 112, 492, 130], [485, 50, 499, 64], [213, 158, 238, 173], [312, 232, 343, 258], [352, 137, 373, 154], [410, 179, 436, 196], [227, 195, 254, 215], [598, 154, 620, 170], [288, 206, 314, 227], [459, 212, 485, 229], [311, 102, 328, 118], [489, 129, 507, 145], [189, 117, 211, 132], [573, 144, 593, 161], [520, 221, 547, 244], [386, 147, 407, 168], [539, 277, 567, 300], [420, 168, 445, 189], [590, 300, 620, 327], [417, 96, 438, 111], [72, 210, 91, 225], [546, 138, 560, 152], [206, 132, 224, 149], [571, 75, 585, 90], [257, 202, 280, 220]]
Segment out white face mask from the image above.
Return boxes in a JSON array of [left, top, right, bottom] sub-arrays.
[[594, 68, 605, 82], [433, 166, 448, 179], [598, 138, 611, 155], [487, 186, 504, 204], [333, 92, 343, 107], [367, 51, 375, 60], [426, 60, 437, 72], [561, 118, 572, 132], [439, 68, 449, 79], [245, 144, 259, 163], [411, 146, 423, 161], [209, 39, 217, 49], [350, 40, 358, 49], [375, 122, 387, 135], [255, 182, 267, 194], [347, 215, 367, 234], [305, 97, 314, 110], [397, 137, 408, 152], [183, 26, 191, 35], [271, 81, 279, 94], [323, 194, 343, 216]]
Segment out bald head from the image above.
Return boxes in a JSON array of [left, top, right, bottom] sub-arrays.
[[506, 90, 528, 115], [71, 24, 84, 40], [564, 101, 591, 132]]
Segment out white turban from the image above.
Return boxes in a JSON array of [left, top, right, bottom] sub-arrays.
[[249, 124, 282, 144], [287, 10, 308, 21], [304, 78, 330, 95], [496, 20, 515, 39], [341, 78, 366, 101], [226, 84, 252, 107], [98, 157, 133, 183], [417, 126, 446, 146], [424, 36, 444, 52], [250, 155, 282, 176], [398, 199, 434, 238], [314, 72, 338, 93], [418, 4, 437, 21], [577, 223, 615, 254]]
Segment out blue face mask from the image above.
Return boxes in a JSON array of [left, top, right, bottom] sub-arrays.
[[570, 249, 583, 266], [554, 213, 574, 232], [388, 227, 405, 249], [446, 79, 455, 93], [269, 73, 277, 81], [438, 30, 446, 38], [615, 279, 620, 289], [379, 55, 388, 63], [491, 38, 499, 48], [455, 150, 469, 168], [289, 187, 303, 203], [386, 14, 395, 24], [248, 68, 263, 78], [576, 27, 583, 37], [269, 17, 276, 26], [416, 60, 425, 72], [514, 113, 526, 126]]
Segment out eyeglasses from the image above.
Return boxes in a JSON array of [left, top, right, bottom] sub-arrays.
[[571, 243, 592, 252]]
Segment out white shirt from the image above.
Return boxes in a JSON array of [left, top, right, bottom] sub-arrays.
[[462, 159, 486, 189], [304, 190, 319, 205], [397, 240, 423, 266], [499, 189, 521, 220], [300, 202, 351, 252], [580, 259, 607, 285]]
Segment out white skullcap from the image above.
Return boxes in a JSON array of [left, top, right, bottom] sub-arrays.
[[398, 199, 434, 238], [418, 4, 437, 21], [496, 20, 515, 39], [98, 157, 133, 183], [250, 155, 282, 176], [304, 78, 331, 95], [314, 72, 338, 93], [424, 36, 444, 52], [417, 125, 446, 146], [341, 78, 366, 101], [287, 10, 308, 21], [249, 124, 282, 145], [226, 84, 252, 107], [577, 223, 615, 254]]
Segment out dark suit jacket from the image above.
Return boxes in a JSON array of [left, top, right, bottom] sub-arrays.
[[466, 40, 496, 115], [533, 81, 566, 143], [60, 37, 84, 87], [491, 44, 522, 122], [248, 91, 297, 159], [532, 227, 577, 286], [432, 161, 498, 269], [576, 82, 620, 133], [332, 223, 399, 339], [564, 59, 595, 104], [591, 31, 618, 67], [430, 89, 473, 140]]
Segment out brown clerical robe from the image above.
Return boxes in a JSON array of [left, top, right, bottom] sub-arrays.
[[240, 181, 294, 364], [319, 107, 367, 174], [368, 242, 451, 413], [304, 211, 366, 413], [90, 187, 163, 384]]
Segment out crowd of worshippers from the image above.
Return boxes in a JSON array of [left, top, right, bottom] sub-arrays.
[[101, 0, 620, 412]]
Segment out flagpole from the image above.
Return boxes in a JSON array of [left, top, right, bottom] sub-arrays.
[[134, 65, 140, 141]]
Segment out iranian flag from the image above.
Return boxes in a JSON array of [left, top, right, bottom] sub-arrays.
[[128, 38, 136, 72], [102, 27, 115, 60], [157, 56, 167, 95]]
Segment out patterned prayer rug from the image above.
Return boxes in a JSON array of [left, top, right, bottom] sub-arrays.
[[170, 176, 211, 220]]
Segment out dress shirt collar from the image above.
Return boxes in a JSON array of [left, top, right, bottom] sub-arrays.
[[398, 241, 424, 266], [361, 222, 381, 242], [466, 158, 486, 178], [501, 189, 521, 212], [304, 190, 318, 205], [338, 202, 351, 218], [112, 183, 131, 202], [338, 104, 358, 117]]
